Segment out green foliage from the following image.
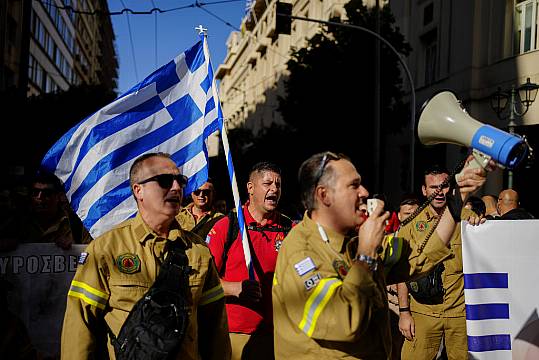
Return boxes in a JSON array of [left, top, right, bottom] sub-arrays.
[[280, 2, 411, 135]]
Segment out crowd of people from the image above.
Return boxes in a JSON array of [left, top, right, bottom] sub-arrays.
[[1, 150, 536, 359]]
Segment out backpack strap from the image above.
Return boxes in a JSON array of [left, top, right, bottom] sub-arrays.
[[219, 211, 238, 277], [219, 211, 292, 277]]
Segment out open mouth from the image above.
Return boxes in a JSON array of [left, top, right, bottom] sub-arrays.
[[265, 194, 278, 205]]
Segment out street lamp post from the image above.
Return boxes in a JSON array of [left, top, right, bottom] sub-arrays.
[[490, 77, 539, 188]]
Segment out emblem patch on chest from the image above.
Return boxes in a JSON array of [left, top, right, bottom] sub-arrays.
[[416, 220, 429, 232], [116, 253, 141, 274], [274, 233, 284, 252], [332, 259, 349, 278]]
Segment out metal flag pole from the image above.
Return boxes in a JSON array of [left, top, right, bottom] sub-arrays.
[[199, 25, 255, 280]]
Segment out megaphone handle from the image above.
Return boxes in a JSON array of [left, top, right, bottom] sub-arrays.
[[455, 149, 491, 183]]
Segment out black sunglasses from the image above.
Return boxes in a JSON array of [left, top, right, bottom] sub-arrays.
[[313, 152, 342, 186], [138, 174, 188, 189], [31, 187, 57, 198], [193, 189, 212, 196]]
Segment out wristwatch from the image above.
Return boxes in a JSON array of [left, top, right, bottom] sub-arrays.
[[354, 254, 378, 272]]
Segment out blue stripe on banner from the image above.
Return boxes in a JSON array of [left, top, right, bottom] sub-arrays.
[[227, 151, 235, 184], [64, 95, 165, 192], [468, 334, 511, 352], [466, 303, 509, 320], [70, 95, 202, 213], [205, 97, 215, 114], [464, 273, 508, 289], [204, 118, 220, 139], [83, 179, 132, 230], [201, 74, 211, 93], [182, 166, 208, 196], [41, 121, 82, 172], [185, 41, 205, 73]]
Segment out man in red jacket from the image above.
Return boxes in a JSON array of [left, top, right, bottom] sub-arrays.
[[207, 162, 292, 360]]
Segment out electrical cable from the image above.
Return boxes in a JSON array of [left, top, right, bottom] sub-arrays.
[[119, 0, 139, 82]]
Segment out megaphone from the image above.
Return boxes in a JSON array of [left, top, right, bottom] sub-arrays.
[[418, 91, 529, 171]]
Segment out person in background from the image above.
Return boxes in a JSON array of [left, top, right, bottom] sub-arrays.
[[19, 172, 91, 249], [206, 162, 292, 360], [482, 194, 499, 219], [177, 179, 224, 240], [497, 189, 534, 220], [388, 195, 420, 359], [464, 195, 486, 217]]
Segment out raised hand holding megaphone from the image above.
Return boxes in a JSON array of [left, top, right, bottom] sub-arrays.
[[418, 91, 530, 181]]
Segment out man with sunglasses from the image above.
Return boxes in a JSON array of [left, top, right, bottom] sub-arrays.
[[61, 152, 231, 359], [177, 179, 224, 240], [207, 162, 291, 360], [14, 172, 91, 249], [272, 152, 491, 359]]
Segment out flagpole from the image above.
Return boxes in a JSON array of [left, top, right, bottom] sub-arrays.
[[199, 26, 255, 281]]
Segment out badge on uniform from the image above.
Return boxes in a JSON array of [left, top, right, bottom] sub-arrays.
[[416, 220, 429, 232], [332, 259, 349, 278], [294, 257, 316, 276], [78, 252, 89, 265], [274, 233, 284, 252], [409, 281, 419, 292], [304, 273, 322, 290], [116, 253, 141, 274]]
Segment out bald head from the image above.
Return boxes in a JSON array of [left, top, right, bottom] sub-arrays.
[[497, 189, 519, 216]]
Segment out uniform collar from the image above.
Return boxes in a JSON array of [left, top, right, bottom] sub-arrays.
[[133, 213, 189, 246], [243, 200, 278, 226], [303, 211, 347, 253]]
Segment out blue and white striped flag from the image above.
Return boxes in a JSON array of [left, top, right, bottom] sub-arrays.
[[41, 34, 222, 238], [462, 220, 539, 360]]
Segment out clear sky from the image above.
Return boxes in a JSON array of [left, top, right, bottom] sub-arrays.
[[107, 0, 245, 94]]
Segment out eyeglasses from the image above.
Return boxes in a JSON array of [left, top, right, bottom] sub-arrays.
[[138, 174, 188, 189], [193, 189, 212, 196], [313, 152, 341, 186], [31, 187, 56, 198]]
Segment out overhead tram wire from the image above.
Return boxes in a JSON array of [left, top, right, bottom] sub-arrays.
[[151, 0, 158, 68], [37, 0, 244, 16], [37, 0, 289, 60], [119, 0, 139, 82]]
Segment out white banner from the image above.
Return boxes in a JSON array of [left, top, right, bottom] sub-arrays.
[[462, 220, 539, 360], [1, 243, 86, 358]]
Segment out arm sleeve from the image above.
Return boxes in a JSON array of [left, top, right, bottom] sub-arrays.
[[206, 217, 229, 272], [277, 250, 386, 342], [385, 220, 452, 285], [197, 256, 231, 360], [61, 241, 110, 360]]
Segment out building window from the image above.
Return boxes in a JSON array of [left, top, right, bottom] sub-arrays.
[[423, 3, 434, 26], [514, 0, 538, 54], [422, 29, 437, 85]]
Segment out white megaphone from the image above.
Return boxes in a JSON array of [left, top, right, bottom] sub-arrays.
[[418, 91, 529, 177]]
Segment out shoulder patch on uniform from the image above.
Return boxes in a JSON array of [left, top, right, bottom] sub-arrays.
[[294, 257, 316, 276], [415, 220, 428, 232], [116, 253, 141, 274], [78, 252, 89, 265], [332, 259, 349, 278], [304, 273, 322, 290]]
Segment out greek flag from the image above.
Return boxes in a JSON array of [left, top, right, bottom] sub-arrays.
[[462, 220, 539, 360], [41, 35, 222, 238]]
